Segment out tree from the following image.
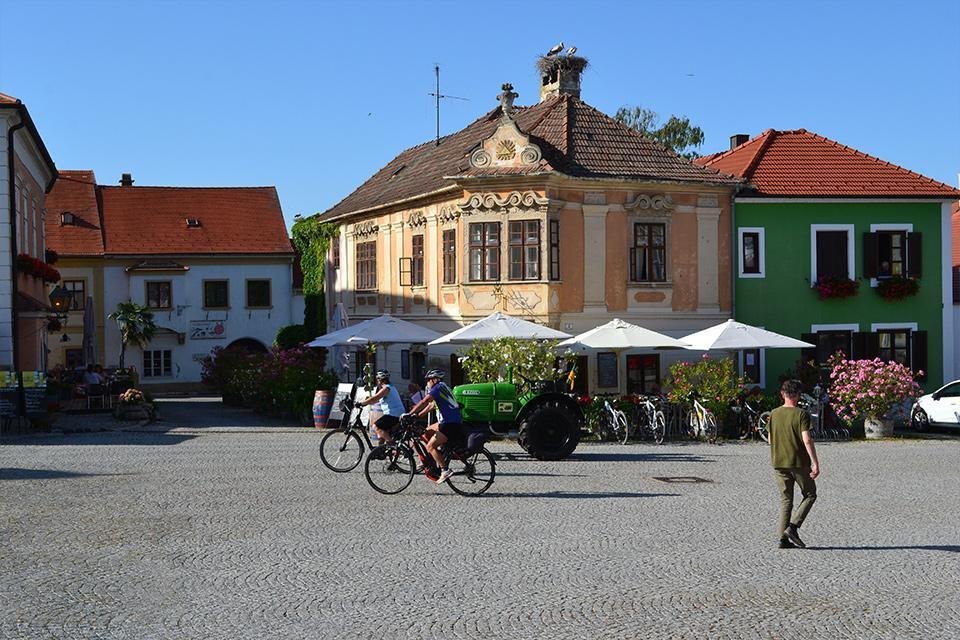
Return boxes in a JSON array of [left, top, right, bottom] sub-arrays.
[[108, 301, 157, 369], [614, 106, 705, 159]]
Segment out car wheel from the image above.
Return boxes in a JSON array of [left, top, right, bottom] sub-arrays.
[[910, 406, 929, 431]]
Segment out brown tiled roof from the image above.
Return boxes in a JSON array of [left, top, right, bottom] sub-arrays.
[[318, 94, 739, 221], [697, 129, 960, 198], [0, 91, 19, 104], [45, 170, 105, 256], [48, 173, 294, 257]]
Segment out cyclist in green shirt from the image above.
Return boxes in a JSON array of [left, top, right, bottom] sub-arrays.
[[768, 379, 821, 549]]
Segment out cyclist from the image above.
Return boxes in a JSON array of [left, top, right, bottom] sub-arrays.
[[357, 370, 405, 444], [404, 368, 463, 484]]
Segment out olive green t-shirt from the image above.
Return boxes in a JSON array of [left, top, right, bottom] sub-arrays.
[[769, 406, 811, 469]]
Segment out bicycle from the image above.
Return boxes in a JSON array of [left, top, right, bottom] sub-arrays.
[[319, 397, 376, 472], [730, 394, 769, 443], [364, 416, 496, 496], [686, 391, 718, 444], [595, 396, 629, 444], [629, 394, 666, 444]]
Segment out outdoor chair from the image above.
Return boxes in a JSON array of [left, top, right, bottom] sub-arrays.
[[86, 383, 107, 409]]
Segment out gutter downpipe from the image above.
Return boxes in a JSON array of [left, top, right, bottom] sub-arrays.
[[7, 116, 26, 418]]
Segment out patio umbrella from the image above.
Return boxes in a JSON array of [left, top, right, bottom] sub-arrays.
[[558, 318, 689, 350], [307, 313, 443, 347], [680, 319, 814, 351], [82, 296, 97, 366], [428, 311, 571, 345], [328, 303, 350, 379]]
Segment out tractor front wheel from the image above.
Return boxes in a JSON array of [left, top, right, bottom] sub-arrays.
[[518, 402, 580, 461]]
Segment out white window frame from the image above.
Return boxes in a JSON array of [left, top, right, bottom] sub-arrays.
[[739, 347, 766, 389], [143, 349, 173, 378], [868, 223, 913, 287], [810, 224, 855, 285], [870, 322, 917, 368], [811, 323, 860, 333], [738, 227, 765, 278]]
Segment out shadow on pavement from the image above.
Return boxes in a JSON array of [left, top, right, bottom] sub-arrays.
[[1, 432, 196, 447], [480, 490, 680, 499], [812, 545, 960, 553], [570, 451, 716, 463], [0, 468, 136, 480]]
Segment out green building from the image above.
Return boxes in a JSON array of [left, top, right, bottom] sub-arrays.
[[699, 130, 959, 391]]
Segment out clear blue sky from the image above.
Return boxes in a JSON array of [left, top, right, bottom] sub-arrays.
[[2, 0, 958, 231]]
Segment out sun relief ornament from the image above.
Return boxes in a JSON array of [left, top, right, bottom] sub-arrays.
[[496, 140, 517, 160]]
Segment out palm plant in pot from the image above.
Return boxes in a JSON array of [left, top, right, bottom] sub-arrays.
[[826, 354, 921, 438]]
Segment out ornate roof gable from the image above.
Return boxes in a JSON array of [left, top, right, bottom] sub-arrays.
[[469, 84, 543, 170]]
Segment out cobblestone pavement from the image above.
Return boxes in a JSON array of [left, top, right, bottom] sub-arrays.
[[1, 428, 958, 639]]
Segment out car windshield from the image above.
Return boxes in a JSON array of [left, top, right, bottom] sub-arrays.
[[937, 382, 960, 398]]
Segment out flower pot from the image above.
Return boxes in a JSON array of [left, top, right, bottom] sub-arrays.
[[864, 416, 894, 439], [312, 389, 336, 429]]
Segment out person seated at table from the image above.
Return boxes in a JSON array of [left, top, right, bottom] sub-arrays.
[[82, 365, 103, 386]]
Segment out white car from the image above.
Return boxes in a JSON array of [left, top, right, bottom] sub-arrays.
[[911, 380, 960, 429]]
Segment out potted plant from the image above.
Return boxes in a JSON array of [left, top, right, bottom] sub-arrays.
[[875, 276, 919, 301], [812, 274, 860, 300], [826, 354, 921, 438], [114, 387, 155, 421]]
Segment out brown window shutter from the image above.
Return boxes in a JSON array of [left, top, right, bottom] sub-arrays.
[[911, 330, 928, 381], [851, 332, 879, 360], [863, 232, 879, 278], [906, 232, 922, 278]]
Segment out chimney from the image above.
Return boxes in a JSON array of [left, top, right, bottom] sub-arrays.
[[119, 173, 134, 187], [537, 52, 588, 102], [730, 134, 750, 150]]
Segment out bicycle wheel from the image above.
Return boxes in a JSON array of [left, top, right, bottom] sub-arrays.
[[364, 445, 415, 494], [652, 411, 666, 444], [686, 412, 700, 440], [703, 411, 718, 444], [756, 411, 771, 443], [596, 412, 613, 441], [446, 448, 496, 496], [319, 429, 364, 472], [614, 410, 630, 445]]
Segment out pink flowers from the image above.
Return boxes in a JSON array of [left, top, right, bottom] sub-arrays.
[[827, 353, 921, 422]]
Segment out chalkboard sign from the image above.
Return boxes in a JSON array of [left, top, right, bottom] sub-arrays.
[[0, 390, 15, 417], [24, 388, 45, 413], [596, 352, 619, 388], [326, 383, 371, 429]]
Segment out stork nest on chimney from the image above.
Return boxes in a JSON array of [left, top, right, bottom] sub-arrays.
[[536, 54, 589, 76]]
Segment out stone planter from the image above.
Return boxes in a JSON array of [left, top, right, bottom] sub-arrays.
[[114, 404, 151, 421], [864, 416, 894, 439]]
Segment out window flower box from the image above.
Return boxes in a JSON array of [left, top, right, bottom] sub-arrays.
[[812, 275, 859, 300], [875, 276, 919, 301]]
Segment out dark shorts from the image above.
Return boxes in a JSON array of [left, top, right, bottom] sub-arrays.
[[374, 415, 400, 433], [437, 421, 465, 441]]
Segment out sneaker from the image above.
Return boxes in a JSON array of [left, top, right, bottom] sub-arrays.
[[778, 538, 798, 549], [436, 468, 454, 484], [783, 524, 806, 548]]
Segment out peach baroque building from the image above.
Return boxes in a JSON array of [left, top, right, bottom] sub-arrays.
[[313, 58, 741, 394]]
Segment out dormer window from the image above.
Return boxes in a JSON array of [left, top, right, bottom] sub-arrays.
[[186, 218, 201, 228], [60, 212, 75, 225]]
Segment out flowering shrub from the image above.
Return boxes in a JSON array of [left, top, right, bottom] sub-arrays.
[[16, 253, 61, 282], [118, 388, 147, 405], [666, 355, 748, 421], [827, 353, 921, 422], [578, 394, 637, 437], [813, 275, 859, 300], [202, 345, 337, 422], [460, 338, 576, 394], [875, 276, 919, 301]]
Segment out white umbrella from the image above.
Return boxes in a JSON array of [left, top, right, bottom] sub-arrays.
[[428, 311, 571, 345], [558, 318, 689, 350], [680, 319, 814, 350], [307, 313, 442, 347]]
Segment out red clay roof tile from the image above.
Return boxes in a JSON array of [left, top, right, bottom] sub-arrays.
[[45, 170, 105, 256]]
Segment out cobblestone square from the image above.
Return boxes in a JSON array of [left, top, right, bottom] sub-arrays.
[[1, 422, 958, 639]]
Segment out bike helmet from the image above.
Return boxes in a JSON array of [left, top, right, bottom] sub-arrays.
[[375, 369, 390, 381], [424, 368, 445, 381]]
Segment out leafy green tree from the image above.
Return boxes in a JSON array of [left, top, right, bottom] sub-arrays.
[[459, 338, 575, 394], [108, 301, 157, 369], [614, 105, 705, 159]]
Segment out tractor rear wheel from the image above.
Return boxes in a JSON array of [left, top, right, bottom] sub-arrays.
[[518, 402, 580, 461]]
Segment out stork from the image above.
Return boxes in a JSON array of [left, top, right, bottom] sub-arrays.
[[546, 42, 564, 57], [566, 46, 577, 56]]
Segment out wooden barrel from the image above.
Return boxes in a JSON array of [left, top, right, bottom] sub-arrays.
[[312, 390, 336, 429]]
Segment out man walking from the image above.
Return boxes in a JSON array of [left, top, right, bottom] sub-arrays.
[[768, 379, 820, 549]]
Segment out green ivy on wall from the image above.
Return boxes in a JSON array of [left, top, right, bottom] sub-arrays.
[[291, 217, 340, 337]]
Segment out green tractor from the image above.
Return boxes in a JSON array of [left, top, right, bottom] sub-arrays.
[[452, 369, 583, 460]]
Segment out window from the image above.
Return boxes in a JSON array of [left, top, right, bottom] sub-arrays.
[[331, 236, 340, 270], [143, 350, 172, 377], [810, 224, 854, 283], [549, 220, 560, 280], [442, 229, 456, 284], [863, 228, 921, 279], [626, 354, 660, 394], [877, 329, 910, 366], [203, 280, 229, 309], [630, 223, 666, 282], [356, 241, 377, 290], [742, 348, 761, 384], [145, 281, 172, 309], [469, 222, 500, 281], [738, 228, 765, 277], [64, 280, 86, 310], [246, 279, 271, 308], [509, 220, 540, 280], [411, 234, 424, 287]]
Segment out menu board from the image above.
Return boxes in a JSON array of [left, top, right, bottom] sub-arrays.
[[326, 383, 371, 429], [596, 352, 619, 388]]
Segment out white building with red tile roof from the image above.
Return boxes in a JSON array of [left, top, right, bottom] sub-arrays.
[[46, 171, 297, 386]]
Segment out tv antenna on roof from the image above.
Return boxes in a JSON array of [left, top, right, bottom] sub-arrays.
[[428, 64, 468, 146]]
